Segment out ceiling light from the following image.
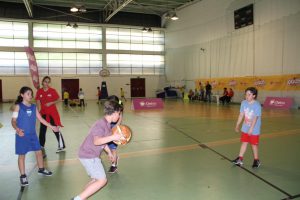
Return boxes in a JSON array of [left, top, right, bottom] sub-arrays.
[[142, 27, 147, 33], [79, 6, 86, 12], [70, 6, 78, 12], [171, 13, 179, 20]]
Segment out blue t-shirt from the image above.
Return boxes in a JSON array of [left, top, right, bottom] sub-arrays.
[[240, 100, 262, 135]]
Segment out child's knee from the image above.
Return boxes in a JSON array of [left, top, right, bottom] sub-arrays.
[[96, 178, 107, 186]]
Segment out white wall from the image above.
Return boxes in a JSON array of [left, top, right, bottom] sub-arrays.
[[165, 0, 300, 105], [0, 75, 166, 101]]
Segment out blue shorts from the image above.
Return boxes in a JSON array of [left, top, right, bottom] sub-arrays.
[[109, 122, 119, 150], [108, 142, 118, 150], [15, 133, 41, 155]]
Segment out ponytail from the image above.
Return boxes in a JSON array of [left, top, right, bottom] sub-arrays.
[[15, 95, 23, 105]]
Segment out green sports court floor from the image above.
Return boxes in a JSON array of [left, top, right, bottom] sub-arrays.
[[0, 100, 299, 200]]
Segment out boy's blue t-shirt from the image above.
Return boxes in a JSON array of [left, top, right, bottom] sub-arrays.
[[240, 100, 262, 135]]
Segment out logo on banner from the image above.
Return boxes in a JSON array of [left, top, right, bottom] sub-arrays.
[[264, 97, 293, 109], [287, 78, 300, 86], [132, 98, 163, 110], [211, 81, 218, 87], [139, 101, 157, 107], [270, 81, 281, 85], [254, 79, 266, 87], [269, 99, 286, 106], [229, 80, 237, 86]]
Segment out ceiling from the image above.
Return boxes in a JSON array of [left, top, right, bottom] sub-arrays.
[[0, 0, 201, 27], [0, 0, 195, 16]]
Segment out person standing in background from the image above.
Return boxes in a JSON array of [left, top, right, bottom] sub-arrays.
[[120, 88, 126, 102], [199, 82, 205, 101], [205, 81, 212, 102], [97, 87, 101, 104], [78, 88, 85, 107], [63, 90, 69, 107]]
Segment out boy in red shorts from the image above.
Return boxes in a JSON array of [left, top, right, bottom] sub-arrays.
[[232, 87, 262, 168]]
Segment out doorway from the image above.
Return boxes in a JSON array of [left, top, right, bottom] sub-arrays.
[[61, 79, 79, 99], [130, 78, 145, 97]]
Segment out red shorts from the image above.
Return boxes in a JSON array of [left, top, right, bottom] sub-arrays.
[[240, 132, 260, 145]]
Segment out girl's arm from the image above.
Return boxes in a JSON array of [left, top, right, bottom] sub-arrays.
[[36, 108, 59, 132], [11, 105, 24, 136], [235, 112, 244, 133], [45, 99, 61, 107], [45, 89, 61, 107], [36, 100, 41, 111]]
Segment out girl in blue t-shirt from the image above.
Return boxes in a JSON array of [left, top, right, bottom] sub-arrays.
[[11, 86, 59, 186]]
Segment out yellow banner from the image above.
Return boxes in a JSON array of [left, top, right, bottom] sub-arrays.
[[195, 74, 300, 91]]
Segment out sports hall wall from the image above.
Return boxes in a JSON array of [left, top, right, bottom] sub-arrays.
[[165, 0, 300, 106], [0, 75, 166, 101]]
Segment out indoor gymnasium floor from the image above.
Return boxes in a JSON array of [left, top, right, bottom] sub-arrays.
[[0, 99, 299, 200]]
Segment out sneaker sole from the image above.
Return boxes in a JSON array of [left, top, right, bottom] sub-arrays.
[[233, 162, 243, 166], [56, 149, 66, 153], [108, 169, 118, 174], [252, 164, 261, 168], [38, 173, 53, 177]]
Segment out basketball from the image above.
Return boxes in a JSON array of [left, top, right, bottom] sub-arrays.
[[112, 125, 132, 145]]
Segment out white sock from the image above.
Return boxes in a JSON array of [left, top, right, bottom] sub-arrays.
[[74, 196, 82, 200]]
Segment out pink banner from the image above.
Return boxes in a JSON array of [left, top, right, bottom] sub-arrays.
[[263, 97, 294, 109], [131, 98, 164, 110], [25, 47, 40, 89]]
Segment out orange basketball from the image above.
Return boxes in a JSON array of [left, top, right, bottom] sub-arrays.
[[112, 125, 132, 145]]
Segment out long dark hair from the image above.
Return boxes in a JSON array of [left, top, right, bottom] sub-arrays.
[[42, 76, 51, 83], [15, 86, 33, 104]]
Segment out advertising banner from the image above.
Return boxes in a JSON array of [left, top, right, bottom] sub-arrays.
[[25, 47, 40, 89], [264, 97, 294, 109], [132, 98, 164, 110], [196, 74, 300, 91]]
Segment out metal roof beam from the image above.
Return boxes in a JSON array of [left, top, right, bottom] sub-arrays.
[[103, 0, 133, 22], [23, 0, 33, 18]]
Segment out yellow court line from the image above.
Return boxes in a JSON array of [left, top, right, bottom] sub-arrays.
[[47, 128, 300, 163], [203, 128, 300, 147]]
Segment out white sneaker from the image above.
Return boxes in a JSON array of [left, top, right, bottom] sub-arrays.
[[56, 147, 65, 153]]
